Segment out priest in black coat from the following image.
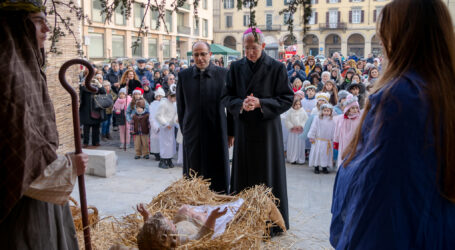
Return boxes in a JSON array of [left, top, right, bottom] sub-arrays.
[[222, 28, 294, 231], [176, 41, 233, 194]]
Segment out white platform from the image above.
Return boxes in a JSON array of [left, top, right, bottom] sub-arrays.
[[82, 149, 117, 178]]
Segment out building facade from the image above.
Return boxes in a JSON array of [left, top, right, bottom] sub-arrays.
[[214, 0, 391, 59], [82, 0, 213, 62]]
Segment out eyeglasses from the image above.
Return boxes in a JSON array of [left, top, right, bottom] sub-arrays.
[[193, 52, 209, 58]]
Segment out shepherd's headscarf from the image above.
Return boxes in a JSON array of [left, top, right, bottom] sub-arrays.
[[0, 1, 59, 222]]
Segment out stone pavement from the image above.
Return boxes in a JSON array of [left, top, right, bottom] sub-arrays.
[[72, 140, 335, 249]]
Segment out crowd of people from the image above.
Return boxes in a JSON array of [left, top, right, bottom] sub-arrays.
[[282, 52, 381, 173]]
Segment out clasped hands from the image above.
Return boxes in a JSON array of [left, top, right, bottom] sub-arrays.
[[242, 94, 261, 112]]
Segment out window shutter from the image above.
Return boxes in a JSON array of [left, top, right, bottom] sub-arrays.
[[361, 10, 364, 23], [338, 11, 340, 23], [349, 11, 352, 23], [315, 12, 318, 24], [326, 11, 329, 23], [327, 0, 329, 3], [316, 0, 318, 3], [373, 10, 377, 22]]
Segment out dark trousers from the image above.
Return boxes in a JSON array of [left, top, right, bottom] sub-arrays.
[[83, 124, 100, 145], [101, 114, 112, 136]]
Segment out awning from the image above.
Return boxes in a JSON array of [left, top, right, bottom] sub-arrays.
[[187, 43, 241, 56]]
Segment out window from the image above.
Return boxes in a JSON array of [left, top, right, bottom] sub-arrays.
[[352, 0, 362, 2], [266, 14, 273, 28], [202, 19, 208, 37], [267, 0, 273, 7], [92, 0, 105, 23], [244, 1, 253, 8], [148, 38, 157, 58], [132, 36, 143, 57], [309, 10, 317, 25], [283, 13, 292, 24], [329, 0, 338, 3], [177, 12, 185, 27], [374, 7, 382, 22], [150, 9, 159, 30], [115, 4, 126, 25], [224, 0, 234, 9], [203, 0, 207, 9], [166, 10, 173, 32], [88, 33, 104, 58], [112, 34, 124, 57], [134, 3, 144, 28], [243, 14, 250, 26], [352, 9, 361, 24], [226, 15, 233, 28], [193, 17, 200, 36], [163, 39, 171, 59], [284, 0, 292, 5]]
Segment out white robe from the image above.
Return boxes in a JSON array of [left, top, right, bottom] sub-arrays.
[[285, 108, 309, 164], [156, 98, 177, 159], [301, 97, 317, 115], [308, 116, 336, 168], [148, 100, 161, 154]]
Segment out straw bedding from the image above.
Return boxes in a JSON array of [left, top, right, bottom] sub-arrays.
[[75, 175, 284, 249]]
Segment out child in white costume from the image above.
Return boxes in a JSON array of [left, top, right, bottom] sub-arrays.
[[155, 87, 177, 169], [285, 98, 309, 164], [148, 86, 166, 161], [308, 103, 336, 174]]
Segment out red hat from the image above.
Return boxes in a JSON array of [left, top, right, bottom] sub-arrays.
[[155, 84, 162, 91], [132, 87, 144, 95]]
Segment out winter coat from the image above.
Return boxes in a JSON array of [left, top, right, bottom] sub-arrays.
[[126, 97, 149, 122], [113, 96, 132, 113], [285, 108, 309, 130], [333, 112, 362, 168], [79, 85, 106, 125], [135, 68, 153, 83], [105, 69, 122, 86], [127, 79, 142, 95], [155, 98, 177, 127], [288, 69, 307, 83], [132, 112, 150, 134], [143, 89, 155, 104], [104, 90, 117, 115]]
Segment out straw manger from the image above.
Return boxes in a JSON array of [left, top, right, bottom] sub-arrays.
[[75, 174, 287, 249]]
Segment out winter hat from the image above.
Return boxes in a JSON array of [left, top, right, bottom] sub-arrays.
[[316, 92, 330, 103], [347, 82, 362, 92], [302, 80, 312, 88], [321, 103, 334, 110], [119, 88, 127, 95], [304, 85, 317, 92], [141, 79, 151, 88], [168, 84, 177, 97], [132, 87, 144, 95], [343, 94, 360, 114], [337, 90, 350, 103], [294, 90, 305, 99], [155, 87, 165, 97]]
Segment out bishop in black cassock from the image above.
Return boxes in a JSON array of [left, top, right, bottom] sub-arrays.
[[222, 30, 293, 230]]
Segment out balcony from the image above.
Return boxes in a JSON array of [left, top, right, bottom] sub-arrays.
[[178, 3, 191, 11], [257, 25, 282, 31], [177, 26, 191, 35], [319, 22, 347, 31]]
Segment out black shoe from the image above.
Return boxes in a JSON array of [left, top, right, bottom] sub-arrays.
[[135, 156, 140, 159], [322, 167, 329, 174], [314, 166, 320, 174], [113, 126, 118, 132], [167, 159, 174, 168], [106, 133, 112, 140], [159, 159, 168, 169], [154, 154, 161, 161], [144, 155, 149, 159]]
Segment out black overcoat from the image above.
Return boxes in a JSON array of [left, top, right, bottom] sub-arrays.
[[177, 63, 233, 193], [222, 53, 293, 229], [79, 86, 106, 126]]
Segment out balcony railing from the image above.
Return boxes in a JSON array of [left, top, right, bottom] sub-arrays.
[[319, 22, 347, 31], [177, 26, 191, 35], [257, 25, 282, 31], [180, 3, 190, 10]]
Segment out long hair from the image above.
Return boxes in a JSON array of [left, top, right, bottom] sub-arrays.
[[343, 0, 455, 202], [322, 79, 339, 105], [120, 69, 139, 84]]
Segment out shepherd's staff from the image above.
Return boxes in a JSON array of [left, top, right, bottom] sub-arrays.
[[58, 59, 94, 250]]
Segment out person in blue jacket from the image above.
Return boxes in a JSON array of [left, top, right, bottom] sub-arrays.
[[135, 58, 154, 84], [288, 62, 306, 83], [330, 0, 455, 249]]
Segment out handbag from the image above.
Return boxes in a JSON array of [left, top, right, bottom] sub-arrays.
[[93, 94, 113, 110], [113, 110, 126, 125]]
